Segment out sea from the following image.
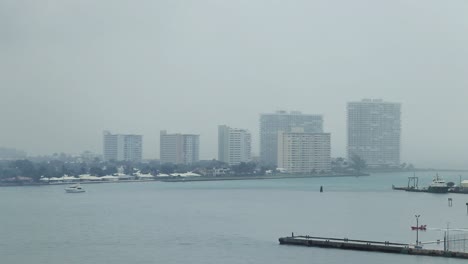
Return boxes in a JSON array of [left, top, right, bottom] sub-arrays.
[[1, 171, 468, 264]]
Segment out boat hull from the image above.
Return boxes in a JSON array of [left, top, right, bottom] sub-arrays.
[[65, 189, 85, 193], [427, 186, 449, 193]]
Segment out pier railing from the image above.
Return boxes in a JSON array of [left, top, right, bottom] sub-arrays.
[[293, 235, 409, 247], [279, 235, 468, 259]]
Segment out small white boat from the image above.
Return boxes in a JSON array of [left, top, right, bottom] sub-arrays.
[[65, 184, 85, 193]]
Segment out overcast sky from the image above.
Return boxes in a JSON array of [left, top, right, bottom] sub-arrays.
[[1, 0, 467, 169]]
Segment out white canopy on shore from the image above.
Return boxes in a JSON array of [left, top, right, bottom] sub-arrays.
[[138, 174, 154, 179], [170, 172, 201, 177], [79, 175, 102, 181], [100, 175, 119, 181]]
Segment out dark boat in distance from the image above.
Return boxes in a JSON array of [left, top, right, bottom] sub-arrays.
[[427, 174, 449, 193], [411, 224, 427, 230]]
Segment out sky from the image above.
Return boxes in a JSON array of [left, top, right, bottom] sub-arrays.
[[1, 0, 467, 169]]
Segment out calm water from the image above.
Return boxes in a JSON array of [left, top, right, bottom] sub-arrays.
[[1, 171, 468, 264]]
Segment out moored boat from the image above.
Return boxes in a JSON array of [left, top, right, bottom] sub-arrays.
[[427, 174, 449, 193]]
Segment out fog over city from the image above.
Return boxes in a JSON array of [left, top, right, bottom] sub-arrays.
[[1, 0, 467, 169]]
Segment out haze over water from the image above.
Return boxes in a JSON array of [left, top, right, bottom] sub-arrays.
[[2, 172, 468, 264], [1, 0, 468, 169]]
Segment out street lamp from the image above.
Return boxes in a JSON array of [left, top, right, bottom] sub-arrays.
[[415, 215, 421, 246]]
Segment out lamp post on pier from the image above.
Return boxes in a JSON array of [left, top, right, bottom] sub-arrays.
[[415, 215, 420, 246]]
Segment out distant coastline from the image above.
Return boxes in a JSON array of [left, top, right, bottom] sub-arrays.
[[4, 169, 468, 187], [0, 173, 370, 187], [365, 168, 468, 173], [158, 173, 370, 182]]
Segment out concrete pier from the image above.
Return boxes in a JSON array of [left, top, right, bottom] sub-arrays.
[[279, 235, 468, 259]]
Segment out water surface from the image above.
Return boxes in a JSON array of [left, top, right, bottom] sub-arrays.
[[1, 171, 468, 264]]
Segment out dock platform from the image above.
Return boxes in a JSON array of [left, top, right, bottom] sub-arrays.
[[279, 235, 468, 259], [392, 185, 468, 194]]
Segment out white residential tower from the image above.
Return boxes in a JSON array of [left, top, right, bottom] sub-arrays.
[[218, 125, 251, 166]]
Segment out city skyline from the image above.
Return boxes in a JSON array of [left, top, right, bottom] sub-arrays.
[[260, 111, 323, 166], [160, 130, 200, 165], [218, 125, 252, 166], [102, 131, 142, 162], [0, 99, 464, 169], [278, 129, 331, 174], [347, 99, 401, 167], [2, 1, 468, 169]]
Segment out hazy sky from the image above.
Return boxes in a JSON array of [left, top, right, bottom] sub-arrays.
[[1, 0, 467, 169]]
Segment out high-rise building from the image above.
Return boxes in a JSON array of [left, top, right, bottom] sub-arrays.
[[277, 128, 331, 174], [260, 111, 323, 166], [218, 125, 251, 166], [347, 99, 401, 167], [160, 130, 199, 165], [103, 131, 142, 162]]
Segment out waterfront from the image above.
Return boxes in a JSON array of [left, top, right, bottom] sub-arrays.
[[1, 171, 468, 264]]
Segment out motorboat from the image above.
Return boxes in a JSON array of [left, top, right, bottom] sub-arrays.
[[65, 184, 85, 193], [427, 174, 449, 193]]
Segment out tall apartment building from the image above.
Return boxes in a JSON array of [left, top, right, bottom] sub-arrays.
[[103, 131, 142, 162], [218, 125, 251, 166], [260, 111, 323, 166], [160, 130, 199, 165], [347, 99, 401, 167], [277, 128, 331, 174]]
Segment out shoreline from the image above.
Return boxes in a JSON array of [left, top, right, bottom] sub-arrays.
[[159, 173, 369, 182], [0, 173, 369, 187]]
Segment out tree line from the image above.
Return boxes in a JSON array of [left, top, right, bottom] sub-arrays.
[[0, 158, 263, 182]]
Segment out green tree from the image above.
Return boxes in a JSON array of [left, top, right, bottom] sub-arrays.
[[160, 163, 175, 174], [350, 153, 367, 173], [231, 162, 256, 175], [89, 166, 104, 176], [103, 165, 117, 175], [13, 160, 36, 178]]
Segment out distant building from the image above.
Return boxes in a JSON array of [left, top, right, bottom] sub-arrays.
[[160, 130, 199, 165], [103, 131, 142, 162], [277, 128, 331, 174], [218, 125, 251, 166], [347, 99, 401, 167], [0, 147, 27, 160], [80, 151, 101, 162], [260, 111, 323, 166]]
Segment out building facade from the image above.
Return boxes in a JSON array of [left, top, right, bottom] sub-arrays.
[[260, 111, 323, 166], [277, 129, 331, 174], [347, 99, 401, 167], [218, 125, 251, 166], [160, 130, 199, 165], [103, 131, 142, 162]]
